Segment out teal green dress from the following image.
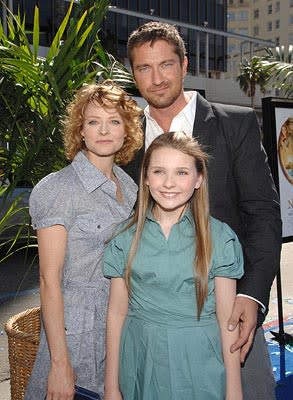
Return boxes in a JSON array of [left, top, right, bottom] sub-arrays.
[[103, 210, 244, 400]]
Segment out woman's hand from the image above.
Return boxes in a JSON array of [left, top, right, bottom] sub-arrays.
[[46, 362, 76, 400]]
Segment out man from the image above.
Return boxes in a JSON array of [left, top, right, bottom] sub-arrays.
[[123, 21, 282, 399]]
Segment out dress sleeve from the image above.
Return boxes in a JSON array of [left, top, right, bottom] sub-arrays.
[[103, 235, 127, 278], [209, 221, 244, 279], [29, 173, 73, 230]]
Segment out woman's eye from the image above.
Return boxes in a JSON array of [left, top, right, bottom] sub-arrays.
[[88, 120, 98, 126], [111, 119, 121, 125], [153, 169, 163, 174], [178, 170, 188, 175]]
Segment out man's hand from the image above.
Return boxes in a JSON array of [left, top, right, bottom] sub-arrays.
[[227, 296, 258, 363]]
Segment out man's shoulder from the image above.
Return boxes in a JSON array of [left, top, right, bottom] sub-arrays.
[[210, 101, 253, 119], [196, 92, 251, 116]]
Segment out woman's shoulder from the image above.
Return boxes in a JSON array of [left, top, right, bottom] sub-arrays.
[[29, 165, 76, 212], [33, 165, 73, 190], [31, 165, 76, 197]]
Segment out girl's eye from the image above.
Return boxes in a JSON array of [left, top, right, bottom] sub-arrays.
[[153, 169, 164, 174], [111, 119, 121, 125], [178, 170, 188, 175]]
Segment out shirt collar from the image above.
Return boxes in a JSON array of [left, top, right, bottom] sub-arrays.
[[72, 151, 137, 194], [144, 91, 197, 128], [71, 151, 108, 193], [176, 91, 197, 128], [146, 204, 194, 225]]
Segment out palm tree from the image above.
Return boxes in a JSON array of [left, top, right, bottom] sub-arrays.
[[260, 45, 293, 97], [237, 56, 270, 108]]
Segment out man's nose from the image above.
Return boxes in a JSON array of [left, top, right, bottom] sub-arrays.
[[151, 67, 164, 85]]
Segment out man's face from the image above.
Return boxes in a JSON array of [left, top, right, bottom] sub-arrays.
[[131, 40, 187, 110]]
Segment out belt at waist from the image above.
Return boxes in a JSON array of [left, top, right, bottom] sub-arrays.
[[127, 310, 217, 328]]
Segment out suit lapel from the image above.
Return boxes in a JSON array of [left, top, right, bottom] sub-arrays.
[[192, 93, 216, 148]]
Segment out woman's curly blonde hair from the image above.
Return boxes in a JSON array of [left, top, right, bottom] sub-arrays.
[[62, 80, 143, 164]]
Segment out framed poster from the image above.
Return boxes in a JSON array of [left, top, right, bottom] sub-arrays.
[[262, 97, 293, 242]]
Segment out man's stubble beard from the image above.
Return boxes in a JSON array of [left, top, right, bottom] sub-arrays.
[[146, 91, 181, 110]]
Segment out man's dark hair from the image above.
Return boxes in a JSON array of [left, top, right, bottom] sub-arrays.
[[127, 21, 186, 69]]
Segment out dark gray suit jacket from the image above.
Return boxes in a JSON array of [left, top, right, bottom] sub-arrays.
[[123, 93, 282, 325]]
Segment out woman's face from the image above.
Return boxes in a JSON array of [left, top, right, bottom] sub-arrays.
[[81, 101, 125, 164], [145, 147, 202, 219]]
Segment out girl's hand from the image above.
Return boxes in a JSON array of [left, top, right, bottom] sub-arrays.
[[46, 362, 76, 400], [104, 388, 123, 400]]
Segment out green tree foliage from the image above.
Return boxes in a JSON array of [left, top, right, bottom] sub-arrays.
[[260, 45, 293, 97], [236, 56, 270, 108], [0, 0, 110, 188]]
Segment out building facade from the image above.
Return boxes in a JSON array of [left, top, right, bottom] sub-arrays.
[[227, 0, 293, 76], [1, 1, 228, 76], [1, 0, 282, 107], [102, 0, 228, 76]]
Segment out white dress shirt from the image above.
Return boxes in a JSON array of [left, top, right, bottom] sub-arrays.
[[144, 91, 197, 149]]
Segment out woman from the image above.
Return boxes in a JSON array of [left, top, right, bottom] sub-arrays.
[[24, 81, 143, 400]]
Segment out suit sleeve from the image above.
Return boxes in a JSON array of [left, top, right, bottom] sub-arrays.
[[228, 108, 282, 317]]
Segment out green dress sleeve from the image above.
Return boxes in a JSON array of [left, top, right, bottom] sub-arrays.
[[209, 219, 244, 279], [103, 224, 135, 278], [103, 236, 126, 278]]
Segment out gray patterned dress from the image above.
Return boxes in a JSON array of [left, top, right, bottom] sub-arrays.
[[24, 151, 137, 399]]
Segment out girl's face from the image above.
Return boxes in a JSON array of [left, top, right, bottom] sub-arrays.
[[145, 147, 202, 218], [81, 101, 125, 164]]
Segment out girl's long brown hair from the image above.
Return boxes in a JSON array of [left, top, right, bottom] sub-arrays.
[[125, 131, 212, 318]]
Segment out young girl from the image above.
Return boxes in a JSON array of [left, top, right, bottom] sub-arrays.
[[103, 131, 244, 400], [24, 81, 143, 400]]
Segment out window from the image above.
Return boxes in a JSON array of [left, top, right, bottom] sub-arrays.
[[241, 42, 249, 53], [229, 0, 233, 4], [254, 9, 259, 18], [290, 15, 293, 25], [228, 45, 236, 54], [268, 4, 272, 14], [253, 26, 259, 36], [275, 1, 280, 12], [239, 11, 248, 20], [275, 37, 280, 46], [227, 12, 235, 21], [275, 19, 280, 29], [290, 0, 293, 8], [239, 28, 248, 35], [267, 21, 272, 31]]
